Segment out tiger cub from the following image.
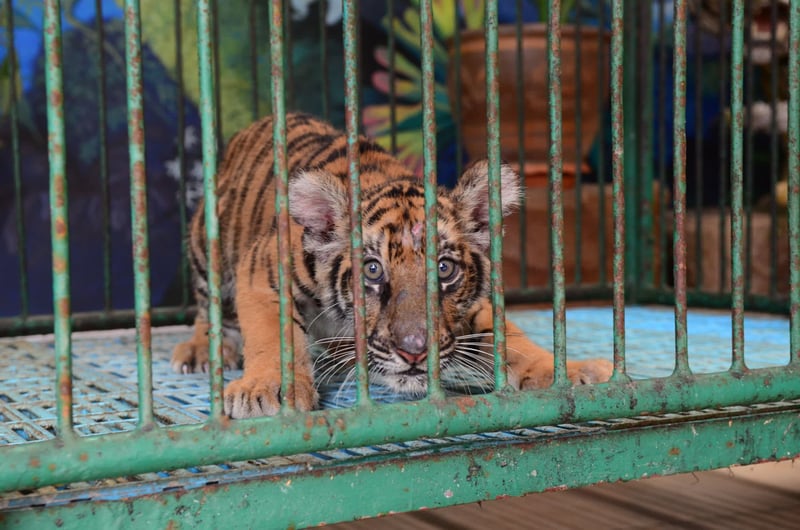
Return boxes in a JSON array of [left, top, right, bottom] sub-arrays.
[[171, 112, 613, 418]]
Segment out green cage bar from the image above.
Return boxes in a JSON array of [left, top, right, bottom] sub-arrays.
[[44, 0, 74, 438], [671, 0, 690, 375], [729, 0, 745, 371], [343, 0, 371, 404], [514, 0, 527, 289], [268, 0, 298, 411], [94, 0, 112, 314], [124, 0, 154, 427], [7, 0, 27, 320], [789, 0, 800, 362], [420, 0, 443, 396], [610, 0, 626, 378], [197, 0, 225, 417], [174, 0, 191, 308], [486, 0, 508, 390], [547, 0, 567, 385]]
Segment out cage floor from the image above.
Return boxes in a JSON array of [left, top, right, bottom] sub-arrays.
[[0, 306, 794, 512], [0, 305, 791, 445]]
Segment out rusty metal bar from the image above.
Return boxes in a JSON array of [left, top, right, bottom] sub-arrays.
[[596, 0, 607, 286], [789, 0, 800, 362], [174, 0, 190, 307], [717, 0, 728, 294], [573, 7, 583, 286], [197, 0, 224, 418], [769, 0, 780, 298], [343, 0, 371, 404], [249, 0, 260, 120], [419, 0, 443, 397], [267, 0, 297, 411], [94, 0, 112, 314], [515, 0, 528, 289], [44, 0, 74, 438], [672, 0, 690, 374], [124, 0, 154, 427], [7, 0, 27, 320], [486, 0, 508, 390], [693, 2, 704, 291], [387, 0, 397, 152], [547, 0, 567, 385], [657, 0, 668, 290], [744, 1, 754, 297], [320, 0, 329, 121], [729, 0, 745, 371], [452, 0, 463, 177], [610, 0, 626, 378]]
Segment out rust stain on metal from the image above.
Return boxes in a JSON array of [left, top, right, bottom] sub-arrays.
[[454, 396, 477, 414], [669, 447, 681, 456], [29, 458, 40, 468]]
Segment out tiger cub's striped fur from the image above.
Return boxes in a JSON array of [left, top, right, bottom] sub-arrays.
[[172, 113, 612, 418]]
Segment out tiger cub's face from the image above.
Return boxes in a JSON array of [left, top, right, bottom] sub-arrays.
[[289, 161, 521, 395]]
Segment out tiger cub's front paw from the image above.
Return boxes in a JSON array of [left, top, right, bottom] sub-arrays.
[[566, 359, 614, 385], [171, 337, 240, 374], [516, 358, 613, 390], [223, 376, 318, 418]]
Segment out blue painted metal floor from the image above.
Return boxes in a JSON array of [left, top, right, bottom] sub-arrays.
[[0, 306, 791, 445]]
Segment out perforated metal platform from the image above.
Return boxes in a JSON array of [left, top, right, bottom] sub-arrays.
[[0, 306, 791, 445], [0, 306, 793, 509]]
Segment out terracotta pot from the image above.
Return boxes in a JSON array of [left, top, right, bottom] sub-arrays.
[[448, 24, 610, 186]]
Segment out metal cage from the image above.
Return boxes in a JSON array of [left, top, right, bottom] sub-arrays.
[[1, 0, 799, 527]]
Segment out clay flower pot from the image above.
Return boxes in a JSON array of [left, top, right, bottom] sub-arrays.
[[448, 23, 610, 187]]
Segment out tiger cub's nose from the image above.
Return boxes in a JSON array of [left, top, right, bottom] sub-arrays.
[[394, 329, 428, 364]]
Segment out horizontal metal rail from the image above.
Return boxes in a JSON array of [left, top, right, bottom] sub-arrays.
[[3, 403, 799, 527], [2, 365, 799, 493]]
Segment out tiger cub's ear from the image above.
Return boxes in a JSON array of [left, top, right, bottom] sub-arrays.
[[289, 170, 349, 240], [450, 160, 522, 250]]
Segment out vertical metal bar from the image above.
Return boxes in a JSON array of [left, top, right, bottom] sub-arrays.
[[729, 0, 745, 371], [657, 0, 667, 289], [94, 0, 112, 314], [174, 0, 190, 307], [197, 0, 224, 417], [388, 0, 397, 153], [622, 1, 638, 298], [452, 1, 463, 177], [212, 0, 222, 150], [420, 0, 442, 397], [744, 1, 754, 296], [717, 0, 728, 294], [44, 0, 74, 438], [672, 0, 690, 374], [124, 0, 154, 426], [636, 0, 655, 288], [596, 0, 607, 286], [249, 0, 260, 120], [769, 0, 779, 297], [515, 0, 527, 288], [693, 7, 704, 290], [343, 0, 371, 404], [320, 0, 329, 121], [610, 0, 626, 377], [788, 0, 800, 363], [7, 0, 28, 319], [282, 0, 294, 110], [573, 10, 583, 286], [547, 0, 567, 385]]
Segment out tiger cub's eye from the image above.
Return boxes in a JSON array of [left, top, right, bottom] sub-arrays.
[[438, 258, 458, 281], [364, 260, 385, 282]]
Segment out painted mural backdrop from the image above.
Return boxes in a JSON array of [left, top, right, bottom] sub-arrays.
[[2, 0, 733, 317]]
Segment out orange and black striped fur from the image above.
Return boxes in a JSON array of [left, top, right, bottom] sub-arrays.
[[171, 113, 613, 418]]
